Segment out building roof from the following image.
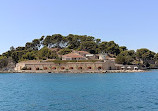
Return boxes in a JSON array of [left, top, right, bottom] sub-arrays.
[[77, 51, 90, 55], [115, 64, 124, 66], [86, 54, 94, 57], [49, 48, 61, 52], [127, 66, 131, 68], [62, 53, 86, 58], [106, 56, 116, 60]]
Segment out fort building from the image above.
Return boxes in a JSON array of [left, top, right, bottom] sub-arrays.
[[14, 51, 140, 73], [14, 60, 139, 73]]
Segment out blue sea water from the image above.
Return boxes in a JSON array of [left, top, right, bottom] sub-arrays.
[[0, 71, 158, 111]]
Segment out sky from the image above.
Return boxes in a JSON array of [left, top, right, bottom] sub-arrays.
[[0, 0, 158, 54]]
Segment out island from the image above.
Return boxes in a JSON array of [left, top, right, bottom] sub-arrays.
[[0, 34, 157, 73]]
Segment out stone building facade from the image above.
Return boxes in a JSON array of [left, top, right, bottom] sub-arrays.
[[15, 60, 140, 73], [15, 60, 117, 73]]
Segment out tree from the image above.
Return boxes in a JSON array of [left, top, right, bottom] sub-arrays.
[[82, 36, 95, 42], [2, 51, 12, 58], [25, 42, 33, 50], [98, 41, 120, 55], [48, 51, 59, 59], [119, 46, 127, 52], [39, 36, 44, 42], [67, 34, 80, 49], [51, 34, 68, 48], [115, 55, 126, 64], [115, 50, 136, 65], [98, 41, 108, 53], [43, 36, 52, 48], [43, 34, 67, 48], [154, 53, 158, 61], [154, 53, 158, 67], [136, 48, 155, 62], [10, 46, 15, 51], [21, 51, 37, 60], [106, 41, 120, 55], [39, 36, 45, 47], [32, 39, 41, 50], [58, 48, 72, 55], [38, 47, 58, 60], [0, 56, 8, 68], [79, 41, 97, 54], [11, 51, 26, 63], [96, 39, 101, 45], [16, 47, 25, 51]]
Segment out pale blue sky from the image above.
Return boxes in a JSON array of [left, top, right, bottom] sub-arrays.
[[0, 0, 158, 54]]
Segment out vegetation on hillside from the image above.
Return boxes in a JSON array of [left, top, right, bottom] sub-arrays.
[[0, 56, 8, 68], [0, 34, 158, 69]]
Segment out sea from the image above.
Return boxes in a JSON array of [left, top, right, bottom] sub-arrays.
[[0, 70, 158, 111]]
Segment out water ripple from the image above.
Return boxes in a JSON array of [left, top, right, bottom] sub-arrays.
[[0, 72, 158, 111]]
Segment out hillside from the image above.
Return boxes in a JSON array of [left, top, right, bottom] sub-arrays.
[[0, 34, 158, 69]]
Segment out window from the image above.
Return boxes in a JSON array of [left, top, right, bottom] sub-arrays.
[[69, 67, 74, 69], [44, 67, 48, 70], [61, 67, 65, 70], [52, 67, 56, 70], [28, 67, 32, 70], [87, 67, 92, 69], [98, 66, 102, 70], [78, 67, 82, 70], [36, 67, 39, 70]]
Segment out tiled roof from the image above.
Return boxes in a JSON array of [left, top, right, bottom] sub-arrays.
[[62, 53, 86, 58], [49, 48, 61, 52], [78, 51, 90, 55], [106, 56, 116, 60]]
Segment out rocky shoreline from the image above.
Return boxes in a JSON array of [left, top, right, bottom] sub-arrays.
[[0, 70, 146, 74]]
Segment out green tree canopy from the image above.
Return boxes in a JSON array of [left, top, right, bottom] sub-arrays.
[[0, 56, 8, 68], [21, 51, 37, 61], [119, 46, 127, 52], [98, 41, 120, 55], [11, 51, 27, 63], [136, 48, 155, 61], [79, 41, 97, 54], [67, 34, 81, 49], [115, 50, 136, 65], [58, 48, 72, 55], [32, 39, 41, 50], [38, 47, 58, 60]]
